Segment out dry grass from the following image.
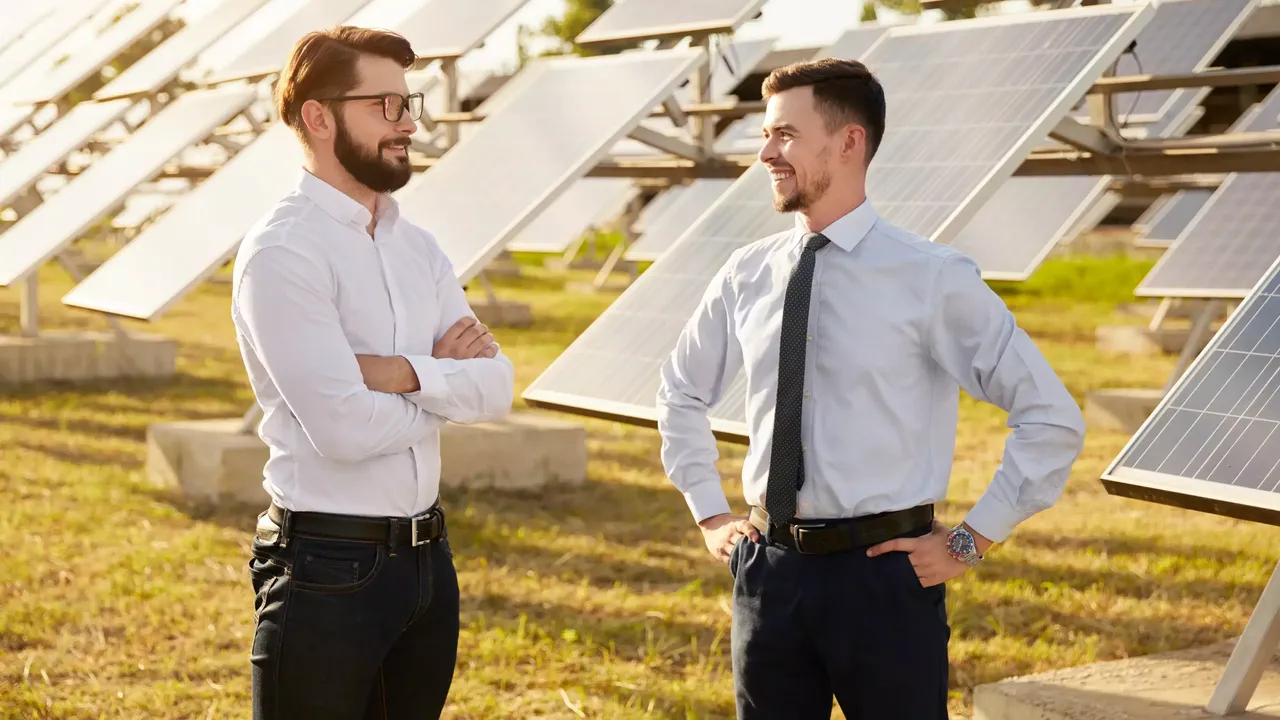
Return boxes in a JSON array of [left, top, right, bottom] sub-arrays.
[[2, 244, 1277, 719]]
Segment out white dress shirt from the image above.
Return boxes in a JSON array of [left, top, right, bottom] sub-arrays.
[[231, 171, 514, 517], [656, 199, 1086, 542]]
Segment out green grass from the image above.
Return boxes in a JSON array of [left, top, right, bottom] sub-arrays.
[[2, 243, 1275, 719]]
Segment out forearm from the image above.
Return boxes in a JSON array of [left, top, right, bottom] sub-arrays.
[[657, 386, 732, 522]]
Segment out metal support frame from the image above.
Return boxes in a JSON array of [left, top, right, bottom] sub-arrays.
[[441, 58, 460, 149], [1207, 560, 1280, 714], [587, 193, 643, 290], [690, 34, 714, 159], [1161, 299, 1224, 395]]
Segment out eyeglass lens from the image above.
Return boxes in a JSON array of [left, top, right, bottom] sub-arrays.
[[384, 94, 423, 122]]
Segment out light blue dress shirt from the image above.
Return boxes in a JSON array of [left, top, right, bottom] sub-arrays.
[[655, 199, 1086, 542]]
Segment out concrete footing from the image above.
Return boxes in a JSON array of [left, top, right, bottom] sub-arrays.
[[973, 640, 1280, 719], [1084, 388, 1164, 433], [0, 331, 176, 383], [472, 299, 534, 328], [146, 412, 588, 507], [1096, 325, 1214, 356]]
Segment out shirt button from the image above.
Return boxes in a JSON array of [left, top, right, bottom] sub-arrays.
[[801, 445, 807, 453], [804, 391, 811, 398], [806, 334, 813, 342]]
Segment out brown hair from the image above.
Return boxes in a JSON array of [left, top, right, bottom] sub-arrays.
[[274, 26, 416, 133], [762, 58, 886, 164]]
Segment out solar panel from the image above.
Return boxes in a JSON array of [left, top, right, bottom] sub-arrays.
[[0, 0, 110, 88], [510, 37, 775, 257], [522, 3, 1156, 436], [1102, 254, 1280, 525], [0, 5, 54, 56], [624, 179, 735, 262], [0, 86, 257, 287], [0, 99, 132, 210], [1134, 85, 1280, 299], [348, 0, 529, 61], [59, 73, 439, 320], [576, 0, 766, 48], [395, 48, 706, 283], [201, 0, 374, 83], [1137, 188, 1214, 248], [633, 184, 688, 235], [6, 0, 185, 106], [506, 179, 636, 254], [947, 0, 1254, 281], [92, 0, 272, 101]]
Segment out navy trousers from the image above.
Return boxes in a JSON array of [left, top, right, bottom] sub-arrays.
[[248, 519, 461, 719], [728, 525, 951, 719]]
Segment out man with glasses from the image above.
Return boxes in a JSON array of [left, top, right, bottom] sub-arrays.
[[231, 26, 514, 719]]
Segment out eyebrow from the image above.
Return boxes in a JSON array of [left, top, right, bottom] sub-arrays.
[[762, 122, 800, 136]]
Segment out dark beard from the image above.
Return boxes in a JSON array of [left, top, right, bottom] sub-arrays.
[[774, 170, 832, 213], [333, 116, 412, 193]]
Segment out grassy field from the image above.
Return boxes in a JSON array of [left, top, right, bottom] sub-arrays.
[[3, 241, 1278, 719]]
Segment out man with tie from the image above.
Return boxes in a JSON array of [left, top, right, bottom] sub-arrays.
[[655, 58, 1087, 719]]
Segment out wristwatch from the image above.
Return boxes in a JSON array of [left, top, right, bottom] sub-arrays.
[[945, 524, 983, 567]]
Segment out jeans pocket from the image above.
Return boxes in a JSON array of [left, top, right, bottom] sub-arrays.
[[290, 537, 385, 595], [729, 535, 748, 579]]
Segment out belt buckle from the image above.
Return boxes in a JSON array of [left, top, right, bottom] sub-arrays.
[[410, 511, 436, 547], [789, 522, 827, 555]]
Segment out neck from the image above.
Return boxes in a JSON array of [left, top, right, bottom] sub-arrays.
[[799, 180, 867, 234], [305, 155, 380, 226]]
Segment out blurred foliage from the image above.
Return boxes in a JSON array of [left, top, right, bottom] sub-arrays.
[[517, 0, 614, 66]]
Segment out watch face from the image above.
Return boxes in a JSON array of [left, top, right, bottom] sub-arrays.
[[947, 530, 974, 557]]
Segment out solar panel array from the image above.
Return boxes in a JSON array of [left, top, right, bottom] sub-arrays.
[[395, 48, 706, 283], [1103, 257, 1280, 526], [0, 86, 257, 287], [348, 0, 528, 61], [92, 0, 272, 101], [947, 0, 1254, 281], [203, 0, 373, 82], [624, 179, 735, 262], [0, 0, 108, 88], [576, 0, 766, 48], [1135, 84, 1280, 299], [0, 99, 132, 210], [523, 4, 1156, 434]]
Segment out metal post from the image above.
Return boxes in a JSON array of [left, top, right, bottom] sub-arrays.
[[1162, 299, 1223, 394], [442, 58, 460, 148], [1207, 560, 1280, 714], [1148, 297, 1174, 332], [691, 35, 714, 158], [19, 277, 38, 337]]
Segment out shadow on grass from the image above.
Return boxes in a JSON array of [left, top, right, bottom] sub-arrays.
[[1009, 529, 1265, 569]]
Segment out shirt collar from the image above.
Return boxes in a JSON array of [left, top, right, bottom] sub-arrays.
[[296, 169, 399, 230], [793, 198, 879, 253]]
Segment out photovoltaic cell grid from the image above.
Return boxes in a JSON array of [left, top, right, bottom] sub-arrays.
[[1102, 260, 1280, 525], [624, 179, 735, 262], [60, 72, 439, 320], [946, 0, 1254, 281], [576, 0, 767, 48], [522, 5, 1155, 435], [0, 86, 257, 287], [1135, 84, 1280, 299], [395, 48, 706, 283]]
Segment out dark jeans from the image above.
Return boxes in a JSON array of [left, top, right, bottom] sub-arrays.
[[248, 516, 460, 719], [728, 525, 950, 719]]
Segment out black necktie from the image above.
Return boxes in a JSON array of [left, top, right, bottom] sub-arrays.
[[765, 231, 830, 524]]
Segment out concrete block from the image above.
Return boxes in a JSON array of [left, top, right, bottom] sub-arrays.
[[1096, 325, 1215, 356], [0, 331, 175, 384], [147, 418, 271, 507], [472, 300, 533, 328], [973, 640, 1280, 720], [146, 412, 587, 507], [1084, 388, 1164, 433]]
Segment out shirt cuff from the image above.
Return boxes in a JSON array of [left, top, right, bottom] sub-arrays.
[[683, 480, 732, 524], [402, 354, 450, 402], [963, 491, 1023, 544]]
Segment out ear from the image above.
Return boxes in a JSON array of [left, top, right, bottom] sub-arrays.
[[841, 124, 866, 163], [300, 99, 334, 141]]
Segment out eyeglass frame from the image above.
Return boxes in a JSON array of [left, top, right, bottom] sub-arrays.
[[310, 92, 426, 123]]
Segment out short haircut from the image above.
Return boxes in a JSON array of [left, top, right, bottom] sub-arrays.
[[274, 26, 416, 133], [762, 58, 886, 164]]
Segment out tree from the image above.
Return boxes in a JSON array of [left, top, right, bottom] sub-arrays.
[[516, 0, 614, 65]]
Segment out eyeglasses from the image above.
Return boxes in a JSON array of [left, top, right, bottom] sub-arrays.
[[312, 92, 425, 123]]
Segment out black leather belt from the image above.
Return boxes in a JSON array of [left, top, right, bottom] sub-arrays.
[[267, 502, 445, 549], [749, 504, 934, 555]]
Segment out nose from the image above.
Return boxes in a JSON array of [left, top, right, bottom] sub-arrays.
[[758, 134, 778, 165], [395, 110, 416, 136]]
